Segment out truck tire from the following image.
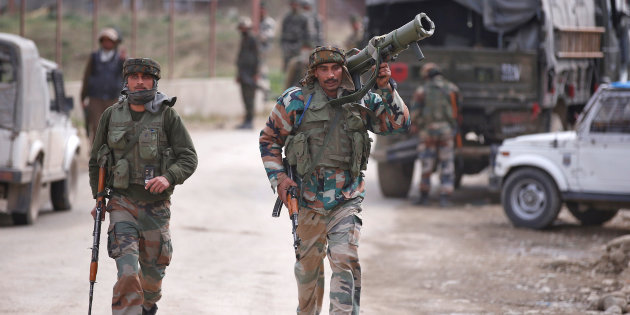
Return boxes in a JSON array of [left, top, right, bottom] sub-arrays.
[[501, 168, 561, 229], [377, 161, 414, 198], [566, 202, 619, 226], [12, 161, 43, 225], [51, 155, 78, 211]]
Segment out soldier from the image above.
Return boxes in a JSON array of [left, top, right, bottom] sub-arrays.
[[236, 17, 260, 129], [258, 2, 276, 99], [280, 0, 308, 70], [344, 14, 363, 50], [259, 46, 410, 314], [80, 27, 126, 144], [258, 2, 276, 55], [88, 58, 198, 315], [300, 0, 322, 46], [284, 40, 314, 89], [411, 62, 460, 207]]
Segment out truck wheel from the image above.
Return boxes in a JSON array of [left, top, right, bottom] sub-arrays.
[[51, 155, 78, 211], [501, 168, 561, 229], [377, 161, 414, 198], [12, 161, 43, 225], [566, 202, 619, 226]]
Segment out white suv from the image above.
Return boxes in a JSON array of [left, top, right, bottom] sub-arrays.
[[0, 33, 80, 225], [494, 82, 630, 229]]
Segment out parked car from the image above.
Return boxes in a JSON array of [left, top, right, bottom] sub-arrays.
[[0, 33, 80, 225], [494, 82, 630, 229]]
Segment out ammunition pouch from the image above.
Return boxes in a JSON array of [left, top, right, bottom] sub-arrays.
[[112, 159, 130, 189]]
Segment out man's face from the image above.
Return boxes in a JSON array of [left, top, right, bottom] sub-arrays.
[[313, 62, 342, 95], [100, 37, 115, 51], [127, 72, 154, 92]]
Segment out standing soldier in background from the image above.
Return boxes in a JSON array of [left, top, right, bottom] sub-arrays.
[[236, 17, 260, 129], [258, 2, 276, 100], [411, 62, 460, 207], [344, 14, 363, 50], [280, 0, 308, 70], [258, 2, 276, 55], [259, 46, 410, 314], [81, 27, 126, 144], [89, 58, 197, 315], [300, 0, 322, 46]]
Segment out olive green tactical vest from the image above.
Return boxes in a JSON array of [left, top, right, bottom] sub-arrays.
[[422, 79, 455, 126], [285, 84, 372, 178], [107, 100, 170, 189]]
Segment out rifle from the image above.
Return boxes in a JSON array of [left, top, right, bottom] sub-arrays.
[[88, 164, 107, 315], [272, 159, 301, 259]]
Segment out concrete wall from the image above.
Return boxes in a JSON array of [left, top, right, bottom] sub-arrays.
[[66, 78, 266, 123]]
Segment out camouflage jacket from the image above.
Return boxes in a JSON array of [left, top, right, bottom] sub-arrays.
[[259, 84, 410, 213], [411, 75, 461, 128]]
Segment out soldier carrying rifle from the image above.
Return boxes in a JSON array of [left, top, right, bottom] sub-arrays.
[[88, 58, 197, 315]]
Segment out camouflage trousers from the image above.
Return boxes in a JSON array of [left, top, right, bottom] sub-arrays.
[[106, 195, 173, 315], [294, 198, 363, 315], [418, 122, 455, 195]]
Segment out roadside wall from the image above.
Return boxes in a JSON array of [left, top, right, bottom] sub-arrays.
[[65, 78, 266, 122]]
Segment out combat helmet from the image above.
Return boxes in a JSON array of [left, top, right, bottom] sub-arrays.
[[123, 58, 161, 80]]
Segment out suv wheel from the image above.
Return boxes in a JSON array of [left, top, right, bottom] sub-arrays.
[[566, 202, 619, 226], [51, 155, 78, 211], [12, 161, 43, 225], [377, 161, 414, 198], [501, 168, 561, 229]]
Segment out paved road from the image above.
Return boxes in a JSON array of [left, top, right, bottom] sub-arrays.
[[1, 127, 627, 315]]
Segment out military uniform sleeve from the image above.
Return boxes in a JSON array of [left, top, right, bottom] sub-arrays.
[[88, 106, 113, 199], [163, 107, 198, 186], [259, 88, 302, 192], [365, 88, 411, 135]]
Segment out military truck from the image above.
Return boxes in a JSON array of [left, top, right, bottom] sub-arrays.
[[365, 0, 630, 197], [0, 33, 80, 225]]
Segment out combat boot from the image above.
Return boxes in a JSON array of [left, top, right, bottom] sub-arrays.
[[142, 304, 158, 315], [439, 194, 453, 208], [236, 120, 253, 129], [413, 191, 430, 206]]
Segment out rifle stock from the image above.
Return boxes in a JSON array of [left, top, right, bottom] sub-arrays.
[[271, 159, 301, 259]]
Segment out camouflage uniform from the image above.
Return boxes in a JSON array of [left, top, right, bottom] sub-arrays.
[[284, 47, 311, 89], [411, 64, 460, 199], [281, 5, 308, 70], [259, 47, 410, 314], [88, 58, 198, 315], [300, 0, 323, 46]]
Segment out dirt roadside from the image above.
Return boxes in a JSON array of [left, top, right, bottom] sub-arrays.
[[359, 172, 630, 315]]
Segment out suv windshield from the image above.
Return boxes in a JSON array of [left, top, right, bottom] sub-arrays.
[[0, 42, 17, 130]]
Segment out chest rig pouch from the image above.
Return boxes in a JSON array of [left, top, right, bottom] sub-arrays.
[[422, 81, 455, 126], [106, 100, 170, 189], [284, 85, 372, 178]]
